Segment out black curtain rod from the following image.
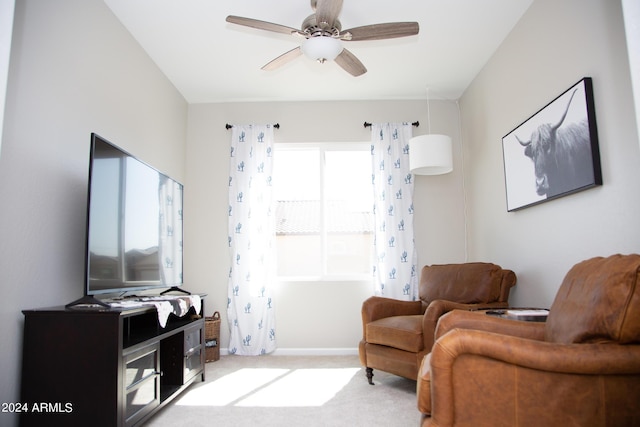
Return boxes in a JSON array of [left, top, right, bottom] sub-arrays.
[[363, 121, 419, 128], [225, 123, 280, 130]]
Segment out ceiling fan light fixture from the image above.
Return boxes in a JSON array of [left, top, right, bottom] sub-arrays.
[[301, 36, 343, 63]]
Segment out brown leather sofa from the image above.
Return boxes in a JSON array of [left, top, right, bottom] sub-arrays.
[[417, 254, 640, 427], [359, 262, 516, 384]]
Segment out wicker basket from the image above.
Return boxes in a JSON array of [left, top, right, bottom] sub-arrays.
[[204, 311, 221, 362]]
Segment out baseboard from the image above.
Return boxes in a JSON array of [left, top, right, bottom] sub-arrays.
[[219, 348, 358, 356]]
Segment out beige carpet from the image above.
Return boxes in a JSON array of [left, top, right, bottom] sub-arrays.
[[147, 355, 421, 427]]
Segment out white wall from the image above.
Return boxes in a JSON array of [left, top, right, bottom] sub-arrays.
[[460, 0, 640, 308], [185, 99, 465, 353], [0, 1, 187, 425]]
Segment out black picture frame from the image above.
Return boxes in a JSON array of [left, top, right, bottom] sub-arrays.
[[502, 77, 602, 211]]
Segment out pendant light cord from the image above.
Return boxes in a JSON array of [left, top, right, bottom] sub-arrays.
[[426, 88, 432, 134]]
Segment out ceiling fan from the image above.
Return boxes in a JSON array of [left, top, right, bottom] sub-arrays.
[[226, 0, 419, 77]]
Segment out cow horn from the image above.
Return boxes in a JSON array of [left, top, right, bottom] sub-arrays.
[[515, 134, 531, 147], [551, 88, 578, 132]]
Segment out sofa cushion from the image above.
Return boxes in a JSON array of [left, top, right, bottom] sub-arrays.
[[545, 254, 640, 344], [366, 315, 424, 353], [419, 263, 503, 305]]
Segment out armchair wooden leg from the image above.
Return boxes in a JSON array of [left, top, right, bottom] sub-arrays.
[[365, 367, 374, 385]]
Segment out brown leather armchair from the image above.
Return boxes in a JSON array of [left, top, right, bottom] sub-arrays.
[[359, 262, 516, 384], [418, 254, 640, 427]]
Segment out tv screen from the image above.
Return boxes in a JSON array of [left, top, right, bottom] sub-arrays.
[[84, 133, 183, 296]]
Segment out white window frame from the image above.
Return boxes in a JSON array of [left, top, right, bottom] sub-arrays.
[[274, 142, 373, 282]]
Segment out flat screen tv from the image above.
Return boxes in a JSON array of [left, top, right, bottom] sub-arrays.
[[68, 133, 184, 307]]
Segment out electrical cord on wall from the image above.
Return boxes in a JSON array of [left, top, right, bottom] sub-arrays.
[[423, 89, 470, 263], [454, 99, 469, 263]]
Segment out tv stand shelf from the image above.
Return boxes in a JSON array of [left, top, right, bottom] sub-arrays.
[[20, 296, 206, 427]]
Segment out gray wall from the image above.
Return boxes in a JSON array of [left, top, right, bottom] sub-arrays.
[[460, 0, 640, 308], [0, 1, 187, 425]]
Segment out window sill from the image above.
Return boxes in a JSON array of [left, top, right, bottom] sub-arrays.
[[276, 275, 372, 283]]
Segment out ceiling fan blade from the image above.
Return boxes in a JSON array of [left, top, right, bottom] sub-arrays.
[[261, 47, 303, 71], [226, 15, 300, 36], [341, 22, 419, 41], [334, 48, 367, 77], [315, 0, 343, 30]]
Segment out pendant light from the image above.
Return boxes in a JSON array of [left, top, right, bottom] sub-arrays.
[[409, 90, 453, 175]]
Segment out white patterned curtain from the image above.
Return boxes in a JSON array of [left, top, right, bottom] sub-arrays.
[[370, 123, 418, 300], [227, 124, 277, 355], [158, 176, 183, 285]]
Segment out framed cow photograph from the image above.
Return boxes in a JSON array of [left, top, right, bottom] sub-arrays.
[[502, 77, 602, 211]]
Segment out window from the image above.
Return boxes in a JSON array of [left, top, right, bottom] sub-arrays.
[[273, 143, 374, 280]]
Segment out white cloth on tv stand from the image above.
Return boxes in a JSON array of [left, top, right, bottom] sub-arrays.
[[109, 295, 202, 328]]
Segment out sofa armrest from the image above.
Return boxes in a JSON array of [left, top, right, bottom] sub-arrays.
[[425, 328, 640, 426], [434, 309, 546, 342], [361, 296, 423, 325]]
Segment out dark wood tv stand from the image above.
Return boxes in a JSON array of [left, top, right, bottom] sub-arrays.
[[20, 296, 206, 427]]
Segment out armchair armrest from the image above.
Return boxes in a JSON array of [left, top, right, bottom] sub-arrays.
[[433, 328, 640, 374], [426, 328, 640, 427], [421, 300, 513, 350], [361, 296, 423, 324], [434, 309, 546, 342]]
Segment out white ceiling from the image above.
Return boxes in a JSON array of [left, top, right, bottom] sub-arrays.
[[103, 0, 533, 104]]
